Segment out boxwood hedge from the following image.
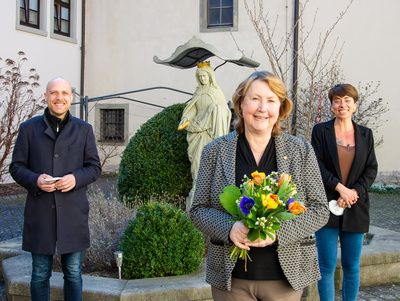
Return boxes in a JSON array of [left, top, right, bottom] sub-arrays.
[[117, 103, 192, 207], [120, 202, 205, 279]]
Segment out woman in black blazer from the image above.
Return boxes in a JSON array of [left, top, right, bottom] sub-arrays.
[[311, 84, 378, 301]]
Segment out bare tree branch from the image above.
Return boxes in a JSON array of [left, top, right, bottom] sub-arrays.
[[0, 52, 45, 182], [95, 129, 131, 169], [240, 0, 387, 147]]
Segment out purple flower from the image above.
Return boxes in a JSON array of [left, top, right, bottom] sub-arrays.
[[240, 197, 255, 215], [287, 198, 295, 210]]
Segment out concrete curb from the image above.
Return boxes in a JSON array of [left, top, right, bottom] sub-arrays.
[[1, 226, 399, 300], [2, 254, 212, 301], [0, 237, 26, 278]]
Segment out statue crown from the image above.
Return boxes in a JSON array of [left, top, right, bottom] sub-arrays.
[[197, 61, 211, 68]]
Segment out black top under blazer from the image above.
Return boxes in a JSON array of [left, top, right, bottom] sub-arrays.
[[190, 131, 329, 291], [311, 119, 378, 233]]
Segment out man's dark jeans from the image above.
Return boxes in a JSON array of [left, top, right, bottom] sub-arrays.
[[30, 251, 84, 301]]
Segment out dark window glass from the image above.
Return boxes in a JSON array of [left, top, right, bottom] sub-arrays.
[[209, 8, 220, 25], [20, 0, 40, 29], [208, 0, 233, 27], [100, 109, 125, 143], [221, 7, 233, 24], [54, 0, 70, 36], [209, 0, 220, 8]]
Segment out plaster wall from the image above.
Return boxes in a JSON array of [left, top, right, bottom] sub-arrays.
[[0, 1, 83, 96], [301, 0, 400, 181], [84, 0, 288, 165], [0, 0, 83, 182], [85, 0, 399, 180]]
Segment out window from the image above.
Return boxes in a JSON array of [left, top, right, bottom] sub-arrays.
[[50, 0, 77, 43], [16, 0, 47, 36], [54, 0, 70, 36], [99, 109, 125, 143], [200, 0, 238, 32], [20, 0, 40, 28], [208, 0, 233, 27]]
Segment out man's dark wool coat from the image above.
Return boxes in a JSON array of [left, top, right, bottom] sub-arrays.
[[10, 112, 101, 255]]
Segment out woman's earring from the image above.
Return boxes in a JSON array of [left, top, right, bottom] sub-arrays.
[[353, 107, 356, 113], [331, 109, 334, 114]]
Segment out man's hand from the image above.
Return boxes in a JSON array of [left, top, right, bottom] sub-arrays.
[[37, 174, 57, 192], [55, 174, 76, 192]]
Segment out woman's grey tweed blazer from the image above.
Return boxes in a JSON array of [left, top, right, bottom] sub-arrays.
[[189, 131, 329, 291]]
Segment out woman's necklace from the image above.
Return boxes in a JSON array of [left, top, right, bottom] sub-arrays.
[[335, 122, 354, 152], [336, 133, 354, 152]]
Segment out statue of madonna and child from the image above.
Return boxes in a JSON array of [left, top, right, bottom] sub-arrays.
[[178, 61, 231, 210]]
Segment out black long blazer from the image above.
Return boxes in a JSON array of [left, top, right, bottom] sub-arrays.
[[311, 119, 378, 233], [9, 112, 101, 255]]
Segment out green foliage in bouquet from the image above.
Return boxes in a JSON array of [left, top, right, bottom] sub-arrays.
[[219, 171, 306, 269], [118, 103, 192, 207], [120, 202, 205, 279]]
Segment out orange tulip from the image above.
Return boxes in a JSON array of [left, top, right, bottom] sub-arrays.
[[242, 179, 254, 195], [251, 171, 266, 186], [244, 179, 254, 189], [278, 173, 291, 187], [288, 201, 306, 214]]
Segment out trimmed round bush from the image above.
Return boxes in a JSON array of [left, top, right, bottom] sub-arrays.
[[118, 103, 192, 207], [120, 202, 205, 279]]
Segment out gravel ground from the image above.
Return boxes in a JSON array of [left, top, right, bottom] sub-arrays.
[[2, 176, 399, 240], [369, 193, 400, 233]]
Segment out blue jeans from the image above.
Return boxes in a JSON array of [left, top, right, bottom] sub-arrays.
[[31, 251, 84, 301], [315, 226, 364, 301]]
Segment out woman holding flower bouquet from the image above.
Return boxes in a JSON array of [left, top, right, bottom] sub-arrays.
[[311, 84, 378, 301], [190, 71, 329, 301]]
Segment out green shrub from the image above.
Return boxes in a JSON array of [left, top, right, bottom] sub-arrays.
[[369, 183, 400, 194], [118, 103, 192, 208], [120, 202, 205, 279]]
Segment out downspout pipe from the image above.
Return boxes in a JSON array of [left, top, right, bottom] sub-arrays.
[[80, 0, 86, 120], [292, 0, 299, 135]]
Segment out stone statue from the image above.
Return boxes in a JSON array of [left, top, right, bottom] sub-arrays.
[[178, 62, 231, 210]]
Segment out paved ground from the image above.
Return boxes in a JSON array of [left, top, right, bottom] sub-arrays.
[[1, 175, 400, 300]]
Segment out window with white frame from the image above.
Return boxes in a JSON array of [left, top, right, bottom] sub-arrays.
[[53, 0, 70, 36], [20, 0, 40, 28], [16, 0, 47, 36], [50, 0, 77, 43], [200, 0, 238, 32]]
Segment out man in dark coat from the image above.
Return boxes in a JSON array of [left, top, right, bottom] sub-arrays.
[[9, 78, 102, 301]]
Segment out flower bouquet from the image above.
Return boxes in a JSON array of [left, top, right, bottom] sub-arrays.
[[219, 171, 306, 269]]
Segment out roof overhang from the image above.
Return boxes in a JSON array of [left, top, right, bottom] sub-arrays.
[[153, 36, 260, 69]]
